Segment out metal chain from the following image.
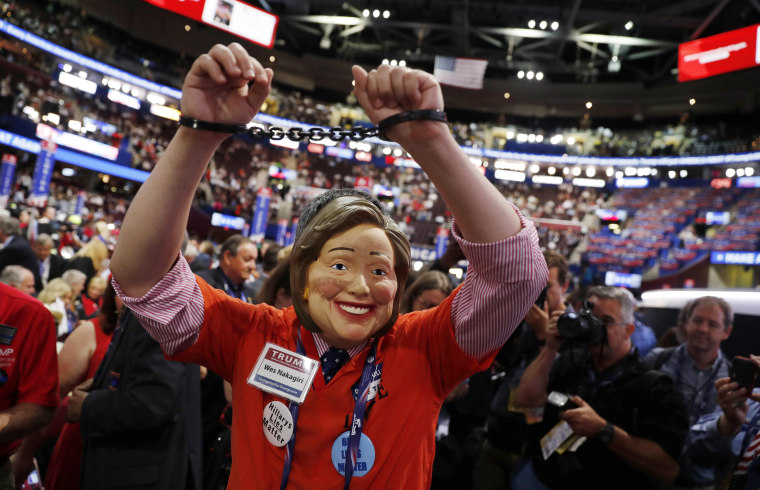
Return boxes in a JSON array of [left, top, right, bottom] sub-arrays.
[[240, 125, 380, 142]]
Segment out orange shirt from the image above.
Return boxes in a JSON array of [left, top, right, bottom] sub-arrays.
[[174, 278, 496, 489]]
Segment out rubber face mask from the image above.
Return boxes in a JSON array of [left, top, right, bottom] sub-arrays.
[[304, 223, 397, 349]]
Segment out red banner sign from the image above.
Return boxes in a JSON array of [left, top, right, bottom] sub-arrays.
[[678, 24, 760, 82]]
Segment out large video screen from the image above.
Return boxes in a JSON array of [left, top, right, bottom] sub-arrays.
[[142, 0, 278, 48]]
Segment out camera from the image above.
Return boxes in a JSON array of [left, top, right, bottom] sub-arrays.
[[534, 286, 548, 309], [556, 301, 606, 345], [731, 356, 760, 391]]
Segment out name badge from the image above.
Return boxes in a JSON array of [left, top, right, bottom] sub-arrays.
[[248, 343, 319, 404]]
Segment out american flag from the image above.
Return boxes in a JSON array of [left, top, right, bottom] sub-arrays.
[[433, 56, 488, 89]]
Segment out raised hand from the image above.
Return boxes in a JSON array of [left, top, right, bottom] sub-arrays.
[[181, 43, 273, 126], [351, 64, 446, 146]]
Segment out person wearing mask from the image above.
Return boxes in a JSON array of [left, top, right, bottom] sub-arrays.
[[109, 43, 547, 488]]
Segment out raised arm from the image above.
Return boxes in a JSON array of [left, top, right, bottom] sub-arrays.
[[110, 43, 273, 297], [351, 65, 521, 243]]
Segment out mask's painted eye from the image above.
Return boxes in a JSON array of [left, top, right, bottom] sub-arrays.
[[372, 268, 387, 276], [331, 263, 348, 271]]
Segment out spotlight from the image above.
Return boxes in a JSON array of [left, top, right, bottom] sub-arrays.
[[528, 20, 536, 28]]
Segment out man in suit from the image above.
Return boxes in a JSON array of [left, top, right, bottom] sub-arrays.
[[33, 234, 67, 291], [196, 234, 258, 303], [67, 309, 202, 490], [0, 217, 41, 291]]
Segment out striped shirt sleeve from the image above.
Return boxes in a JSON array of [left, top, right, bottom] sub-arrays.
[[112, 253, 205, 357], [451, 205, 548, 360]]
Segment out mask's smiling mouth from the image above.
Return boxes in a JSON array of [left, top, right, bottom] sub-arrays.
[[336, 301, 374, 316]]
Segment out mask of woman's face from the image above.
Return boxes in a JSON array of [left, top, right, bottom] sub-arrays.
[[305, 223, 397, 349]]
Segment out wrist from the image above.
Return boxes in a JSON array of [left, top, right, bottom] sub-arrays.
[[394, 122, 453, 153], [596, 422, 615, 444], [718, 414, 741, 437], [175, 125, 229, 146]]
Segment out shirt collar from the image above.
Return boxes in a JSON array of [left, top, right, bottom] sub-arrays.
[[312, 333, 370, 359], [682, 343, 725, 372]]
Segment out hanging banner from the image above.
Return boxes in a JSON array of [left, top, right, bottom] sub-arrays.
[[250, 187, 272, 243], [0, 153, 17, 207], [435, 226, 449, 259], [29, 140, 58, 207], [74, 191, 87, 215], [678, 23, 760, 82], [286, 217, 298, 246], [275, 218, 288, 246]]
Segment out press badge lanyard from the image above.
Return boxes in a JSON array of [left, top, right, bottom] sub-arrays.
[[674, 347, 724, 419], [280, 332, 378, 490], [221, 273, 246, 301], [586, 347, 633, 400]]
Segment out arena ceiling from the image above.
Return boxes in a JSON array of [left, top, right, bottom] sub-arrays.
[[269, 0, 758, 84], [78, 0, 760, 119]]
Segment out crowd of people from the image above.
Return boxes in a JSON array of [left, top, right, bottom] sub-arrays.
[[1, 2, 760, 490], [2, 206, 757, 490], [4, 0, 760, 164]]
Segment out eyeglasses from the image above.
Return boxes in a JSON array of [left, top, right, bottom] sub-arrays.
[[600, 318, 625, 328]]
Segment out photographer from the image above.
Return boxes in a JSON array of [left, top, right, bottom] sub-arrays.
[[689, 355, 760, 490], [514, 286, 688, 490]]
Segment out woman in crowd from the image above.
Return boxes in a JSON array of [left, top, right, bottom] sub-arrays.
[[80, 275, 106, 319], [65, 235, 109, 285], [255, 259, 293, 309], [38, 277, 74, 339], [110, 43, 546, 488], [400, 270, 454, 314]]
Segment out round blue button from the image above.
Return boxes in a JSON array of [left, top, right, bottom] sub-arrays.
[[330, 430, 375, 477]]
